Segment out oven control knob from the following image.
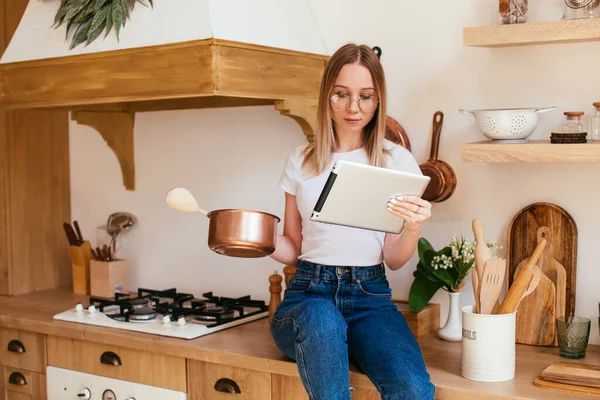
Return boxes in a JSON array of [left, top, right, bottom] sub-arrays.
[[77, 387, 91, 399], [88, 305, 97, 314], [162, 315, 171, 325], [177, 316, 187, 326], [75, 303, 84, 313]]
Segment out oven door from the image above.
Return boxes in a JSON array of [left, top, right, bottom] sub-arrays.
[[47, 366, 187, 399]]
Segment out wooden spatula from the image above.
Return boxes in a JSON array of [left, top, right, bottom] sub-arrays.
[[514, 264, 541, 310], [479, 258, 506, 314], [472, 218, 492, 299]]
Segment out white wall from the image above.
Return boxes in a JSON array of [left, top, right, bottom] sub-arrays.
[[67, 0, 600, 343]]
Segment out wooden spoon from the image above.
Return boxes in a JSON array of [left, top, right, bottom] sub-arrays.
[[514, 264, 542, 310], [165, 187, 209, 216], [472, 218, 492, 299], [479, 258, 506, 314]]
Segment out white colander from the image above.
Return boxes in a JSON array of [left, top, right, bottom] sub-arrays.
[[460, 107, 558, 141]]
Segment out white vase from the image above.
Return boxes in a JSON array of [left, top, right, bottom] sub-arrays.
[[439, 291, 463, 341]]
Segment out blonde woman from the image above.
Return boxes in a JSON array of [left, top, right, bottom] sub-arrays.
[[269, 44, 435, 400]]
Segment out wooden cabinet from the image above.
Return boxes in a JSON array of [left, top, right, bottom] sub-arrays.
[[271, 374, 380, 400], [0, 329, 46, 400], [188, 360, 271, 400], [47, 336, 186, 392], [0, 0, 71, 297], [0, 329, 45, 374], [0, 367, 46, 400]]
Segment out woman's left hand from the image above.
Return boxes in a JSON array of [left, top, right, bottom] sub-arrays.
[[387, 195, 432, 232]]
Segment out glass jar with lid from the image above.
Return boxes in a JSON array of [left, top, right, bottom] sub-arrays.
[[591, 102, 600, 141], [499, 0, 529, 24], [561, 112, 585, 133], [562, 0, 600, 20]]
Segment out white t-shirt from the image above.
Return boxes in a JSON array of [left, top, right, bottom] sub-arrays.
[[278, 139, 423, 266]]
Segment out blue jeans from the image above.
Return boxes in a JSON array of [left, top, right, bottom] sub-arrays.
[[271, 260, 436, 400]]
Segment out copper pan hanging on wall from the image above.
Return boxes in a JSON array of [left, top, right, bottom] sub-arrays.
[[419, 111, 457, 202]]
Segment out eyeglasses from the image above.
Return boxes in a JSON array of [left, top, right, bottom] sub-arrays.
[[329, 94, 379, 113]]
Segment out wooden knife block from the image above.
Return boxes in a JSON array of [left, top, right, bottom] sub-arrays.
[[90, 259, 129, 298], [68, 241, 93, 295]]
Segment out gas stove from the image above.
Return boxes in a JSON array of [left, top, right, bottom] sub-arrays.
[[53, 288, 269, 339]]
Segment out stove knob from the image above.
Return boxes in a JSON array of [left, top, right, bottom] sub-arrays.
[[162, 315, 171, 325], [177, 316, 187, 326], [88, 305, 97, 314], [75, 303, 84, 313], [77, 387, 91, 399]]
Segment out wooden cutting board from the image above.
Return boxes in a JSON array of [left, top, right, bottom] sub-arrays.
[[515, 254, 556, 346], [507, 202, 577, 318], [539, 362, 600, 389]]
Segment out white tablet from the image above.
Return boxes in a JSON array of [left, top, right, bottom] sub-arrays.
[[310, 160, 431, 234]]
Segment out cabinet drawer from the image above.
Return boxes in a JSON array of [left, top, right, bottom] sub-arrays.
[[0, 366, 46, 400], [0, 329, 46, 374], [188, 360, 271, 400], [271, 374, 380, 400], [47, 336, 186, 392]]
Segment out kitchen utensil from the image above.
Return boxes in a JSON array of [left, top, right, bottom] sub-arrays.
[[472, 218, 492, 309], [515, 255, 557, 345], [507, 202, 576, 317], [514, 263, 541, 310], [165, 187, 280, 258], [385, 116, 411, 152], [479, 258, 506, 315], [537, 226, 567, 346], [63, 222, 80, 246], [496, 238, 546, 314], [459, 107, 558, 141], [472, 268, 480, 313], [539, 362, 600, 389], [419, 111, 457, 202], [73, 220, 84, 245], [106, 212, 136, 254]]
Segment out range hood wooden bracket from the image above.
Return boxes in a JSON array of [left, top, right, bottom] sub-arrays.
[[274, 99, 317, 142], [71, 110, 135, 191]]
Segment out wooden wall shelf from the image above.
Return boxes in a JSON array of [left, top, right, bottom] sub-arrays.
[[462, 140, 600, 163], [464, 18, 600, 47]]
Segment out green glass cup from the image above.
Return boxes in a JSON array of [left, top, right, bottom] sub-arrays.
[[556, 316, 591, 359]]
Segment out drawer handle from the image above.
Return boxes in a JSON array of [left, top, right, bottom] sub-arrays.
[[7, 340, 25, 353], [8, 372, 26, 386], [100, 351, 122, 366], [214, 378, 241, 394]]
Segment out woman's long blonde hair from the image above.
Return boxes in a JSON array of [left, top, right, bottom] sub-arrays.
[[301, 44, 388, 177]]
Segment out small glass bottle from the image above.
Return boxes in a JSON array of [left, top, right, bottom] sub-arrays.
[[562, 0, 600, 20], [561, 112, 585, 133], [499, 0, 529, 24], [591, 102, 600, 141]]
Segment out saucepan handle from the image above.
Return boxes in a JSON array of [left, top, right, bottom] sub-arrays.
[[459, 109, 474, 115], [535, 106, 558, 113]]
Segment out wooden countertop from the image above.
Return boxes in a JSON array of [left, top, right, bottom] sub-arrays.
[[1, 289, 598, 399]]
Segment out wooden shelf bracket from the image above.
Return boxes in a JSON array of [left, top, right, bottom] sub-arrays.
[[274, 100, 318, 142], [71, 110, 136, 190]]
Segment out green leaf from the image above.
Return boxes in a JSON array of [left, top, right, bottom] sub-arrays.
[[415, 261, 439, 283], [87, 6, 109, 39], [111, 0, 125, 40], [104, 4, 113, 38], [417, 237, 434, 265], [408, 274, 442, 313], [95, 0, 108, 10], [70, 18, 92, 49]]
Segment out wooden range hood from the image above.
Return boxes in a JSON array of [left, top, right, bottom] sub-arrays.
[[0, 38, 327, 190]]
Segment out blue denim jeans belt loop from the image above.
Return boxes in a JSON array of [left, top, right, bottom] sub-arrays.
[[271, 260, 436, 400]]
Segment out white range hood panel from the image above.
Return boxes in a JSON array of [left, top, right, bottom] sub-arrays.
[[1, 0, 328, 64]]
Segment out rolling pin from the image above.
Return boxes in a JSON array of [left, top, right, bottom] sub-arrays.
[[496, 238, 547, 315]]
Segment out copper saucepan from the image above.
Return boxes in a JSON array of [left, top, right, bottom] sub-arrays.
[[419, 111, 457, 202], [166, 188, 280, 258], [385, 115, 412, 152]]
